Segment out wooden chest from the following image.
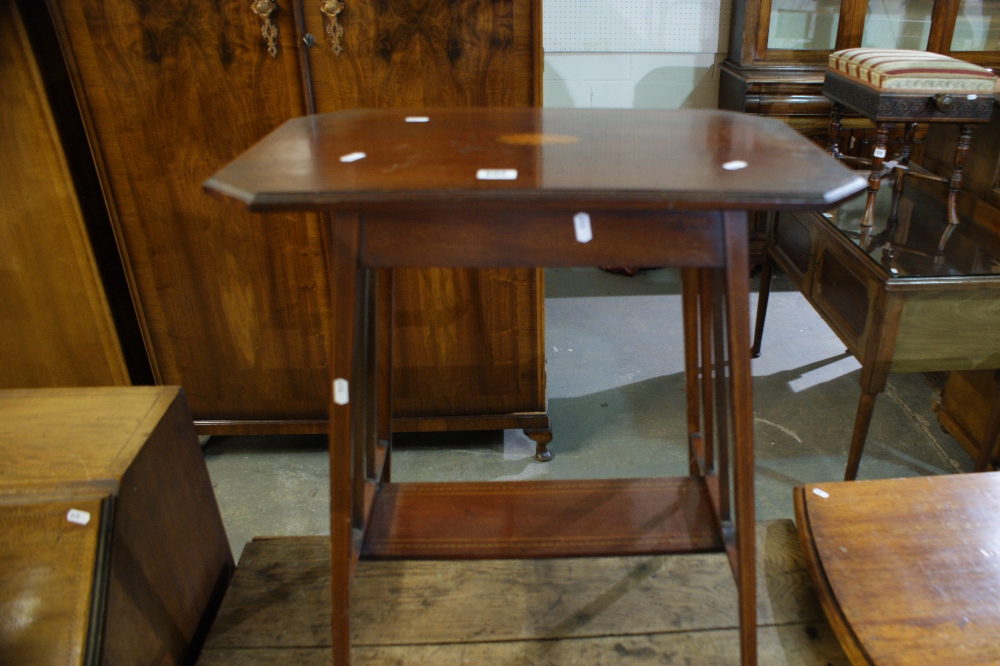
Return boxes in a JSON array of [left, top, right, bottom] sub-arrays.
[[0, 387, 233, 664]]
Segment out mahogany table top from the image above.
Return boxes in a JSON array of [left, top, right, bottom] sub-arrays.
[[796, 472, 1000, 665], [204, 108, 865, 212]]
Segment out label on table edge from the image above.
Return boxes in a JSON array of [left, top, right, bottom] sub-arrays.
[[573, 212, 593, 243], [476, 169, 517, 180], [823, 176, 867, 202], [67, 509, 91, 525]]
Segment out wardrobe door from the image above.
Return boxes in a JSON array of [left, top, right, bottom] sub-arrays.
[[304, 0, 548, 427], [45, 0, 333, 428], [1, 0, 129, 388]]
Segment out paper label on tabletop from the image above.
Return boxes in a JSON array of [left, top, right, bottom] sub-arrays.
[[67, 509, 91, 526]]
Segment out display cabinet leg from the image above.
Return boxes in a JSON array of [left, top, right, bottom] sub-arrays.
[[845, 391, 878, 481], [524, 428, 553, 462]]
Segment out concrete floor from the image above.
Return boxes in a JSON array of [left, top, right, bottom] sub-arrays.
[[203, 267, 972, 560]]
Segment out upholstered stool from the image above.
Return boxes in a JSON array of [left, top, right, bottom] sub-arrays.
[[824, 48, 998, 228]]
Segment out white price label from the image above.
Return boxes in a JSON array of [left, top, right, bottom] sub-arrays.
[[67, 509, 91, 525], [333, 378, 349, 405], [476, 169, 517, 180], [873, 147, 887, 159], [573, 212, 593, 243]]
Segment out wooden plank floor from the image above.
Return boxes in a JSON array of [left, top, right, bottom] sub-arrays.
[[198, 520, 848, 665]]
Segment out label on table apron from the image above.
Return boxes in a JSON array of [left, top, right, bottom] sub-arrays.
[[573, 212, 593, 243], [333, 378, 349, 405]]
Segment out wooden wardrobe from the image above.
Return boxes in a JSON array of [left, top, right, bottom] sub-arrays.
[[11, 0, 547, 438]]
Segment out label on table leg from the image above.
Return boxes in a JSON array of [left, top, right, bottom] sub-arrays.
[[873, 147, 887, 159], [333, 378, 350, 405], [573, 212, 593, 243]]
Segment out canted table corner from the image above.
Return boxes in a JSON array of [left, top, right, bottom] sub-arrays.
[[205, 107, 865, 665]]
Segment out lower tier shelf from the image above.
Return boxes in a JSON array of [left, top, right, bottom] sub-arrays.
[[361, 476, 724, 560]]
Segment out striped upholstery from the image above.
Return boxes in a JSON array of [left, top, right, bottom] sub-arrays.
[[828, 48, 998, 93]]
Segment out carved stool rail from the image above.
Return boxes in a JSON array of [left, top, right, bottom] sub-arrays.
[[824, 48, 998, 230]]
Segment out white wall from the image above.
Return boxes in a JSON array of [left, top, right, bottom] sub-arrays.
[[542, 0, 733, 110]]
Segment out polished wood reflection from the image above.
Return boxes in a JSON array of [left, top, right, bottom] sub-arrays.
[[796, 472, 1000, 664]]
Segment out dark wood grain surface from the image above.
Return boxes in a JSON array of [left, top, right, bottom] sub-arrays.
[[41, 0, 546, 433], [0, 496, 106, 665], [205, 108, 867, 211], [1, 0, 129, 389], [796, 472, 1000, 664], [0, 387, 233, 664]]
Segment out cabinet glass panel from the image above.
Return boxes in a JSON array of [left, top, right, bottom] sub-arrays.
[[861, 0, 934, 50], [766, 0, 840, 50], [951, 0, 1000, 51]]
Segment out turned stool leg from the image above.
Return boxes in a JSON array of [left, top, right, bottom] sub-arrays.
[[860, 123, 890, 228], [887, 122, 917, 232], [826, 102, 844, 158], [947, 124, 974, 226]]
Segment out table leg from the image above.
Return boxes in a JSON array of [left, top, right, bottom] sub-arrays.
[[377, 268, 394, 481], [328, 212, 362, 665], [751, 212, 776, 359], [974, 381, 1000, 472], [722, 211, 757, 666], [682, 267, 703, 476], [844, 391, 878, 481]]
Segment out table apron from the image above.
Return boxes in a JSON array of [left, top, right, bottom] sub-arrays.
[[356, 209, 728, 268]]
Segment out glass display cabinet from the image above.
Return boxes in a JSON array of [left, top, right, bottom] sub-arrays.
[[720, 0, 1000, 264], [720, 0, 1000, 144]]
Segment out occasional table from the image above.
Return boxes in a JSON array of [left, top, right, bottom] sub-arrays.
[[795, 472, 1000, 664], [205, 107, 864, 665]]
